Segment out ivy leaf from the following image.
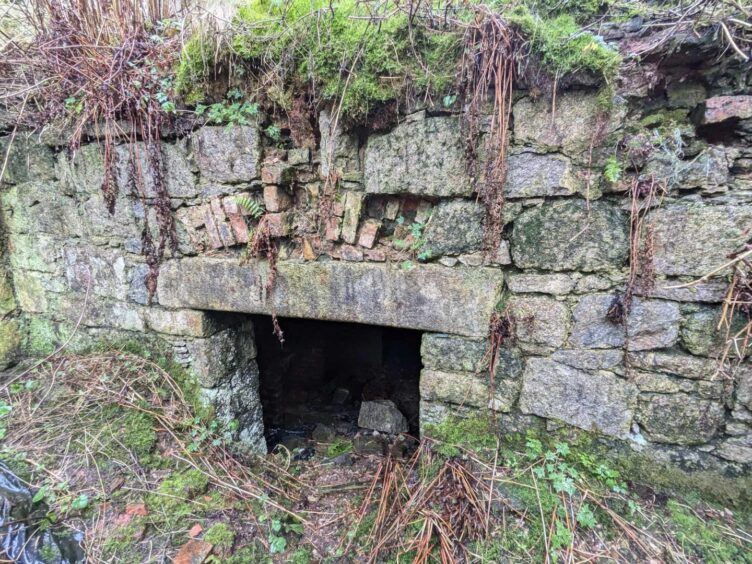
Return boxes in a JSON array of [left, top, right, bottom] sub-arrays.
[[71, 494, 89, 511], [269, 535, 286, 554], [32, 485, 49, 504]]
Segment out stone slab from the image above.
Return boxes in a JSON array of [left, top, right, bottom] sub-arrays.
[[158, 258, 503, 337], [511, 200, 628, 272], [518, 357, 638, 438], [649, 204, 752, 277], [364, 117, 472, 197]]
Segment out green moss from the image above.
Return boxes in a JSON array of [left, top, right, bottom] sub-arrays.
[[507, 9, 621, 81], [174, 35, 217, 104], [326, 437, 352, 457], [424, 413, 497, 458], [210, 0, 461, 121], [0, 319, 21, 367], [513, 425, 752, 507], [101, 519, 145, 563], [290, 546, 313, 563], [225, 542, 269, 563], [666, 500, 752, 563], [204, 522, 235, 550], [145, 468, 210, 529], [120, 409, 159, 460]]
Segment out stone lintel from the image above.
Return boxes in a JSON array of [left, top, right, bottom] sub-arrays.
[[157, 258, 503, 337]]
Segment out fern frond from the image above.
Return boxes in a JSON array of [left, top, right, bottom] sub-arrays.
[[235, 195, 265, 219]]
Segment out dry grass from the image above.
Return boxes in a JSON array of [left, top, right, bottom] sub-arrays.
[[0, 349, 305, 560]]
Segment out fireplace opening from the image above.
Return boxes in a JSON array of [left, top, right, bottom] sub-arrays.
[[251, 315, 422, 451]]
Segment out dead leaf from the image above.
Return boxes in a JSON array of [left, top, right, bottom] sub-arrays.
[[173, 539, 213, 564], [126, 503, 148, 517], [188, 524, 203, 538], [303, 238, 317, 261], [108, 476, 125, 493]]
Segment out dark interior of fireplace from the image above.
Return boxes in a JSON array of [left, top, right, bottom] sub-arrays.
[[251, 315, 422, 449]]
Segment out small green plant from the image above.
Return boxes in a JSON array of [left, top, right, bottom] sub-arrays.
[[326, 437, 352, 457], [187, 417, 239, 452], [196, 97, 259, 128], [260, 513, 304, 555], [603, 154, 622, 183], [0, 400, 11, 440], [235, 196, 265, 220], [9, 379, 38, 394], [204, 522, 236, 550], [394, 216, 431, 260], [265, 124, 282, 142]]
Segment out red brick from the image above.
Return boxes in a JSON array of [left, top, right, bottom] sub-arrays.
[[210, 198, 236, 247], [202, 207, 223, 249], [263, 185, 293, 212], [365, 249, 387, 262], [340, 245, 363, 262], [324, 217, 341, 241], [357, 219, 381, 249], [264, 213, 290, 237], [261, 163, 294, 185]]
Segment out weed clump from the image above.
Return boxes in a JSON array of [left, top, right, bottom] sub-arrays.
[[224, 0, 462, 122]]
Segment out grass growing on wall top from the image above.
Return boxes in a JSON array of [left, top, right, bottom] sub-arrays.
[[175, 0, 624, 122]]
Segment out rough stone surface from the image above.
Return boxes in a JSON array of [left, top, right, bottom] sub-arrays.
[[518, 358, 637, 438], [115, 141, 197, 199], [504, 152, 579, 198], [703, 95, 752, 123], [737, 365, 752, 410], [641, 280, 727, 303], [570, 295, 679, 351], [0, 137, 56, 185], [194, 126, 261, 183], [2, 182, 80, 236], [513, 92, 625, 158], [714, 436, 752, 464], [636, 393, 725, 445], [423, 200, 484, 256], [421, 334, 488, 373], [648, 205, 752, 276], [511, 201, 628, 272], [508, 296, 569, 351], [0, 319, 22, 370], [364, 117, 472, 197], [507, 273, 575, 295], [358, 400, 408, 434], [679, 306, 748, 358], [626, 299, 681, 351], [341, 191, 364, 244], [643, 146, 730, 193], [144, 308, 217, 338], [420, 369, 520, 412], [551, 349, 624, 372], [187, 327, 256, 388], [158, 258, 503, 337], [569, 294, 625, 348], [626, 351, 717, 380], [0, 272, 16, 315]]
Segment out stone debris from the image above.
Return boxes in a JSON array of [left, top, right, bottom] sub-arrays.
[[312, 423, 336, 443], [358, 400, 408, 434]]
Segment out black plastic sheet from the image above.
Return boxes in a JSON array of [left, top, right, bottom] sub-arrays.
[[0, 463, 84, 563]]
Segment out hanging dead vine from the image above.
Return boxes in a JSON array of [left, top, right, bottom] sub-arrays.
[[1, 0, 184, 298], [250, 216, 284, 343], [487, 308, 515, 415], [623, 175, 663, 317], [458, 7, 519, 254], [717, 242, 752, 373]]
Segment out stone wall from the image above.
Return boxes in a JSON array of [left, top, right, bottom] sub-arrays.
[[1, 77, 751, 500]]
